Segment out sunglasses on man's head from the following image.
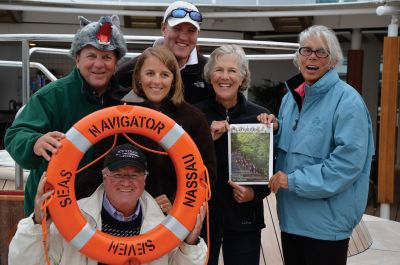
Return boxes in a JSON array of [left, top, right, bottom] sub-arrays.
[[166, 8, 203, 23]]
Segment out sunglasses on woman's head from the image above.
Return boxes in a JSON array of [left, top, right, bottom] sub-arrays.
[[166, 8, 203, 23]]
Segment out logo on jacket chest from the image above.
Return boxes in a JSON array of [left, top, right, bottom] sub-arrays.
[[194, 81, 205, 88]]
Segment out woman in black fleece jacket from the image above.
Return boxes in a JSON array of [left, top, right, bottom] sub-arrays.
[[195, 44, 271, 265]]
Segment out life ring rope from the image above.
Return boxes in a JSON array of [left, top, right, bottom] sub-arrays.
[[42, 105, 208, 265], [41, 193, 54, 265], [122, 133, 168, 156], [76, 134, 118, 174]]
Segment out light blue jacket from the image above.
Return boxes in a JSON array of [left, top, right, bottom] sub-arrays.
[[275, 69, 374, 240]]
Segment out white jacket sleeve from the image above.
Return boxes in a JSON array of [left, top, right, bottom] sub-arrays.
[[168, 238, 207, 265], [8, 215, 63, 265]]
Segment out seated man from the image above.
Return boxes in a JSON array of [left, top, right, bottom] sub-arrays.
[[8, 144, 207, 265]]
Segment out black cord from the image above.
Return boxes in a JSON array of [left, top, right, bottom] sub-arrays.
[[260, 244, 267, 264], [266, 196, 285, 263]]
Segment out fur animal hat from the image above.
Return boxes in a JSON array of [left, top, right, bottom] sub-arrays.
[[70, 15, 127, 60]]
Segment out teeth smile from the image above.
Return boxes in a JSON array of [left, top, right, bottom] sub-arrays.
[[119, 189, 133, 192]]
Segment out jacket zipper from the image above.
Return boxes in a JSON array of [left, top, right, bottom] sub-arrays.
[[285, 92, 302, 170], [225, 109, 230, 122]]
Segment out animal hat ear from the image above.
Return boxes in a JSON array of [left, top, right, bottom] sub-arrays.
[[110, 15, 120, 28], [79, 16, 91, 28]]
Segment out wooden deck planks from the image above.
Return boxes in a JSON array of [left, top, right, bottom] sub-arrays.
[[218, 193, 372, 265]]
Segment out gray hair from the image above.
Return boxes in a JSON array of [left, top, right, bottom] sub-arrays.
[[204, 44, 251, 91], [293, 25, 343, 68]]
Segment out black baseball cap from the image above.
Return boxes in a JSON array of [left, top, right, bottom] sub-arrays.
[[103, 144, 147, 171]]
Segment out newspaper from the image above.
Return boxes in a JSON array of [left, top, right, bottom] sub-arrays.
[[228, 124, 273, 184]]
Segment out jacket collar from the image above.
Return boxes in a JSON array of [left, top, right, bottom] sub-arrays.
[[285, 69, 339, 111], [209, 92, 247, 117], [286, 68, 339, 96], [184, 47, 199, 67], [304, 68, 339, 97], [78, 184, 104, 229], [120, 90, 177, 113], [74, 67, 120, 105]]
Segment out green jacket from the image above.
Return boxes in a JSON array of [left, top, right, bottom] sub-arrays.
[[5, 67, 119, 215]]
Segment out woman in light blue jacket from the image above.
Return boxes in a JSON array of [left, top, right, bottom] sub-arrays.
[[260, 25, 374, 265]]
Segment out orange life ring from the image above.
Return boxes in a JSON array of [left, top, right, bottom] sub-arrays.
[[46, 105, 207, 264]]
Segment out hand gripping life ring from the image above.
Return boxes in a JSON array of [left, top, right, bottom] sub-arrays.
[[46, 105, 207, 264]]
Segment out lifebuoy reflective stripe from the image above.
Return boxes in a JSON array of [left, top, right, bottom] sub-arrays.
[[46, 105, 207, 265]]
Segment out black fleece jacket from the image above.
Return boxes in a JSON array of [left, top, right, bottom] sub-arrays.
[[195, 92, 271, 232]]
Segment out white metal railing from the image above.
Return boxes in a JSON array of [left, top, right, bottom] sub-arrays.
[[0, 60, 57, 82], [31, 48, 297, 61], [0, 34, 300, 50], [0, 33, 298, 188]]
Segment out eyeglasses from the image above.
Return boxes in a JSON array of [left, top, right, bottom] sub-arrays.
[[298, 47, 330, 58], [105, 171, 146, 182], [165, 8, 202, 23]]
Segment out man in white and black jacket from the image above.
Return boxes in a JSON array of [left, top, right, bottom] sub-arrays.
[[9, 144, 207, 265]]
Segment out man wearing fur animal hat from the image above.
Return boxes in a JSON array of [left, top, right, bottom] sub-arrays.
[[5, 15, 127, 216]]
